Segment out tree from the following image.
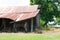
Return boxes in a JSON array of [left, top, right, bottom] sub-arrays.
[[30, 0, 58, 29]]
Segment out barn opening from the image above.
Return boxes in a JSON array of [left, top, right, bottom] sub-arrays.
[[0, 17, 38, 33], [0, 18, 30, 32], [0, 18, 14, 32]]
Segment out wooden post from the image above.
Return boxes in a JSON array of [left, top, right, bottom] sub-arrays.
[[24, 22, 28, 33], [31, 18, 33, 32], [2, 19, 6, 32], [13, 22, 17, 32]]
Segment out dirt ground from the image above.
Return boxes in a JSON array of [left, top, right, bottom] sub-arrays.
[[0, 28, 60, 35], [42, 28, 60, 34]]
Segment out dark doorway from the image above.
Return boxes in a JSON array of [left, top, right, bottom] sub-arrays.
[[0, 18, 14, 32]]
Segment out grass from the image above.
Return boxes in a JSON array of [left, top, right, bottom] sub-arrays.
[[0, 33, 60, 40]]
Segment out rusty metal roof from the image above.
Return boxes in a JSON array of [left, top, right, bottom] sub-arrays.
[[0, 5, 40, 22]]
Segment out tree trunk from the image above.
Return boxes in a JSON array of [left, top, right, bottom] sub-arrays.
[[35, 13, 42, 33]]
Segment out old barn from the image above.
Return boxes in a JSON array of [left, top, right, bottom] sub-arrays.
[[0, 5, 41, 33]]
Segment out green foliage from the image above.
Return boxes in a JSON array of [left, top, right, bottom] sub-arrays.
[[40, 19, 45, 26], [30, 0, 59, 29], [54, 17, 60, 24], [30, 0, 58, 22], [41, 2, 54, 21], [30, 0, 42, 5]]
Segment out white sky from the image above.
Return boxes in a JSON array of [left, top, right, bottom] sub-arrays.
[[0, 0, 30, 7]]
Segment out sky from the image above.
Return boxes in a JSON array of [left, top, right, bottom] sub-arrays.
[[0, 0, 30, 7]]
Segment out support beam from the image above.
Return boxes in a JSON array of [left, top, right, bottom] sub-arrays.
[[31, 18, 33, 32], [13, 22, 17, 32]]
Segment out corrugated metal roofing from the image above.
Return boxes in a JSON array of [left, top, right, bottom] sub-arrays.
[[0, 5, 40, 22]]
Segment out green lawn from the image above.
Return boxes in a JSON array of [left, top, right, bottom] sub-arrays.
[[0, 33, 60, 40]]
